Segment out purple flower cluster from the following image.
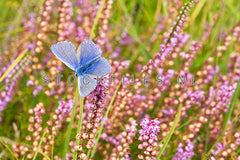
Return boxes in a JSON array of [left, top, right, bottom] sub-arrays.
[[188, 90, 205, 106], [215, 83, 236, 111], [138, 118, 160, 159], [172, 141, 195, 160], [33, 85, 43, 96], [211, 142, 225, 156], [157, 69, 175, 92], [22, 13, 36, 33], [0, 82, 15, 122], [154, 1, 195, 64], [55, 99, 73, 118], [139, 118, 160, 141], [0, 56, 29, 122]]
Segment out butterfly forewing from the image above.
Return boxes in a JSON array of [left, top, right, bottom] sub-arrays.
[[77, 40, 100, 66], [78, 75, 97, 97], [51, 42, 78, 70]]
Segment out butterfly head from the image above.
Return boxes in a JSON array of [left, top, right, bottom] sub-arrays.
[[74, 72, 78, 77]]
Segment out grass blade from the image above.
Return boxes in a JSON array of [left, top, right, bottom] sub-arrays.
[[0, 50, 27, 83], [33, 132, 46, 160], [0, 140, 19, 160], [37, 151, 51, 160], [156, 103, 182, 158], [62, 89, 79, 160]]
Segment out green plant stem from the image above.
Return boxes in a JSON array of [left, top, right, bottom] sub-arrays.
[[62, 89, 79, 160], [73, 97, 84, 160], [65, 0, 106, 158]]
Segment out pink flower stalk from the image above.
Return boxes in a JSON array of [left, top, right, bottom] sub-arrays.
[[139, 118, 160, 141], [0, 56, 29, 122], [56, 99, 73, 118], [154, 1, 196, 64], [214, 143, 226, 155], [22, 13, 36, 33], [138, 118, 160, 159], [33, 85, 43, 96]]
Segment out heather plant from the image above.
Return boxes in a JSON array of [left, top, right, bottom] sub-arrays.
[[0, 0, 240, 160]]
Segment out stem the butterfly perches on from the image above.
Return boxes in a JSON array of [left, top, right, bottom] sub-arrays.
[[73, 96, 84, 160], [62, 89, 79, 160]]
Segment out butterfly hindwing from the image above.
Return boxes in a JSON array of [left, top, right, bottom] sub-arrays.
[[51, 42, 78, 70], [78, 75, 97, 97], [77, 40, 100, 66], [84, 58, 111, 77]]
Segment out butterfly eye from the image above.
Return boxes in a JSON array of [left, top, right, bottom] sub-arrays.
[[74, 72, 78, 77]]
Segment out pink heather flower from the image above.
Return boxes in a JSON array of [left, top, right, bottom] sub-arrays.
[[26, 80, 34, 86], [160, 44, 166, 51], [33, 85, 43, 96], [210, 157, 216, 160], [170, 37, 178, 47], [162, 108, 174, 115], [211, 142, 225, 155], [176, 26, 181, 33], [65, 153, 72, 160], [88, 79, 108, 105], [188, 90, 205, 102], [120, 32, 132, 45], [22, 13, 36, 33], [26, 42, 36, 53], [178, 33, 190, 44], [110, 47, 122, 59], [56, 99, 73, 118], [139, 118, 160, 141], [172, 141, 195, 160], [179, 52, 186, 59]]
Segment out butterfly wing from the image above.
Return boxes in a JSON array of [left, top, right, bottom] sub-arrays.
[[51, 42, 78, 70], [84, 58, 111, 77], [78, 75, 97, 97], [77, 40, 100, 66]]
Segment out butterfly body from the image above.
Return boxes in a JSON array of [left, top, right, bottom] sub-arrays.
[[50, 40, 111, 97], [75, 57, 100, 76]]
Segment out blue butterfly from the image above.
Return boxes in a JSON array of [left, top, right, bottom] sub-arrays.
[[50, 40, 111, 97]]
